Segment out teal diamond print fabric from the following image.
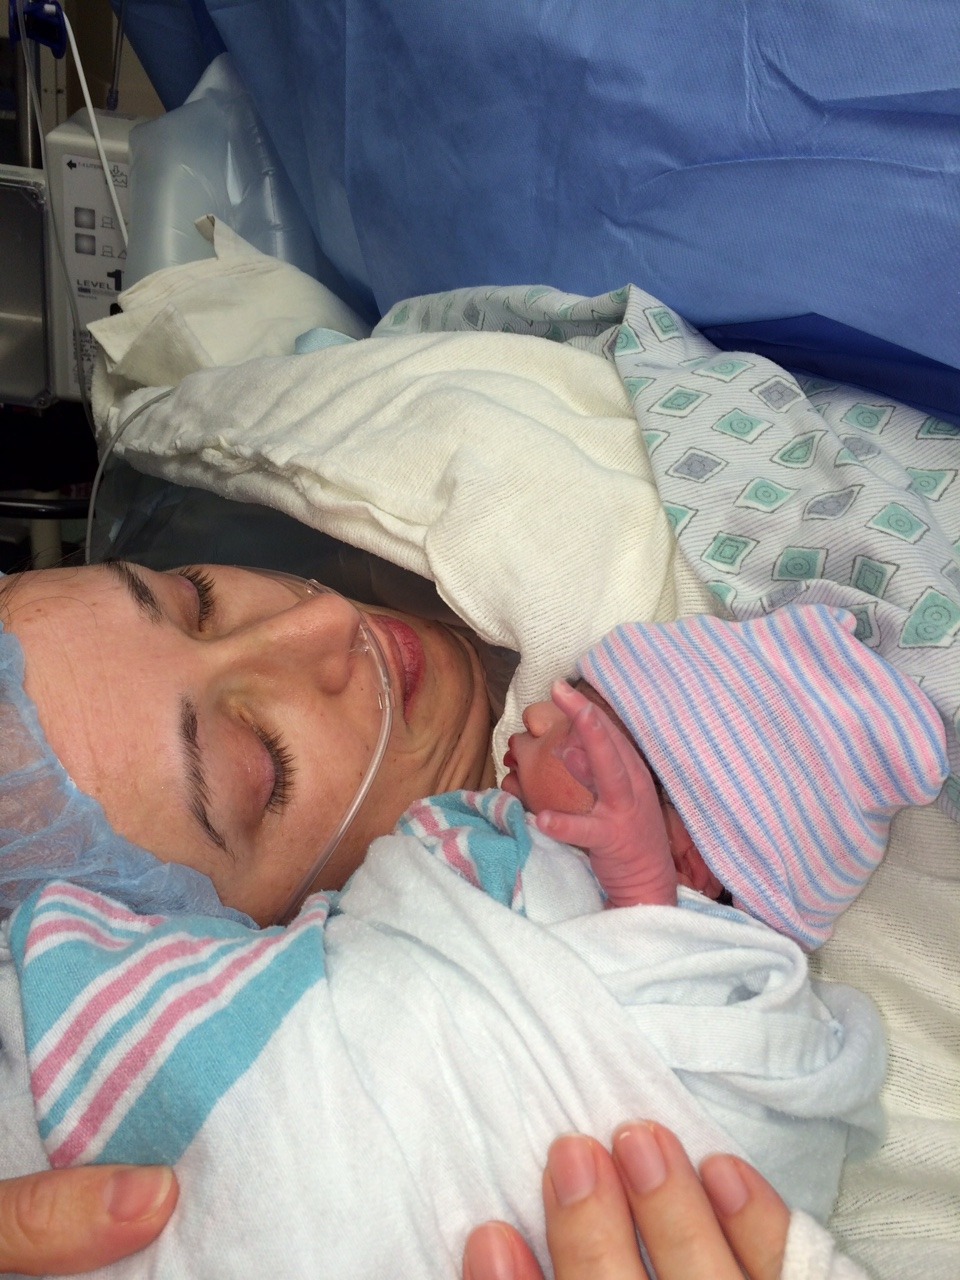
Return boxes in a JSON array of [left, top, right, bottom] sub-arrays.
[[376, 284, 960, 824]]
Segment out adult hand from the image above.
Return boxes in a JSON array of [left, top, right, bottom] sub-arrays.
[[0, 1165, 178, 1275], [463, 1121, 790, 1280]]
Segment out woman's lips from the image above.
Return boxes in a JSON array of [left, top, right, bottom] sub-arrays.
[[371, 614, 425, 719]]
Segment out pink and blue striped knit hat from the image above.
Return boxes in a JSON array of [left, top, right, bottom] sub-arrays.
[[577, 605, 948, 949]]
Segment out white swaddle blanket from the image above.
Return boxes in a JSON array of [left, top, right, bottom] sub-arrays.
[[0, 791, 883, 1279]]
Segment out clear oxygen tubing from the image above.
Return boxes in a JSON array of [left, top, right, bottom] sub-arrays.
[[60, 6, 128, 248], [84, 387, 176, 564], [260, 571, 395, 924]]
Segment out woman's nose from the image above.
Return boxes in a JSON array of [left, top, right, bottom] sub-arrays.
[[227, 592, 362, 694]]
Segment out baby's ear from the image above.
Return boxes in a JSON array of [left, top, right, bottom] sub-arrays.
[[671, 836, 725, 899]]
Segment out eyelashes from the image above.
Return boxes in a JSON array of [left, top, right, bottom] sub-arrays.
[[179, 566, 217, 629], [258, 725, 296, 815]]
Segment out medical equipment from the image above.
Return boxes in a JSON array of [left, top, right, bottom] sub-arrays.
[[1, 7, 135, 588], [0, 163, 48, 406], [84, 387, 175, 564], [4, 2, 139, 413], [44, 108, 138, 400]]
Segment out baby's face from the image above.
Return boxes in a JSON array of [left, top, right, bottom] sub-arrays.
[[502, 698, 593, 815]]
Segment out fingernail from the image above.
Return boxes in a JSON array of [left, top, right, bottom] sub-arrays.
[[547, 1134, 597, 1206], [614, 1123, 667, 1195], [700, 1155, 749, 1215], [463, 1224, 517, 1280], [105, 1167, 175, 1223]]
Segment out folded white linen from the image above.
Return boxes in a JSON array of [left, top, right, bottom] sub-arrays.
[[89, 217, 369, 445]]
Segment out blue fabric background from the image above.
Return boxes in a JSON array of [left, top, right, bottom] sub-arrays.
[[114, 1, 960, 419]]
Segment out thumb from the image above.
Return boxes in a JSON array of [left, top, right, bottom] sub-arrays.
[[0, 1165, 178, 1275]]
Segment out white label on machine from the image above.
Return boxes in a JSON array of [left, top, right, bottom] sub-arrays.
[[58, 151, 129, 397]]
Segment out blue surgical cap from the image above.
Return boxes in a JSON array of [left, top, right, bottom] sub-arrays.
[[0, 581, 253, 925]]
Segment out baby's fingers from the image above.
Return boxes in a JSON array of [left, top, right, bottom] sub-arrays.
[[549, 679, 595, 720], [566, 701, 643, 813], [536, 809, 609, 850]]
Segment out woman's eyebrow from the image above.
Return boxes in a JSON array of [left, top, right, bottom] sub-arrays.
[[103, 559, 163, 623], [179, 698, 234, 860]]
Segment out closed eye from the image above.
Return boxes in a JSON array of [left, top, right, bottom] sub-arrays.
[[257, 726, 296, 815], [179, 566, 217, 630]]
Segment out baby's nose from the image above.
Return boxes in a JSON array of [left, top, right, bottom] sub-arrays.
[[523, 699, 570, 739]]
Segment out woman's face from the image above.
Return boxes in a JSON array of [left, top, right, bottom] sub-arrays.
[[4, 563, 494, 924]]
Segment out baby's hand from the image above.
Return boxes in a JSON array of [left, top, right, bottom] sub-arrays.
[[535, 681, 677, 908]]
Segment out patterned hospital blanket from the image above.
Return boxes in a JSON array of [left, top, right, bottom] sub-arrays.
[[379, 287, 960, 825], [2, 791, 884, 1279]]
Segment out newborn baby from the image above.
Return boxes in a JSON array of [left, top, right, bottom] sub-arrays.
[[502, 605, 947, 948]]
